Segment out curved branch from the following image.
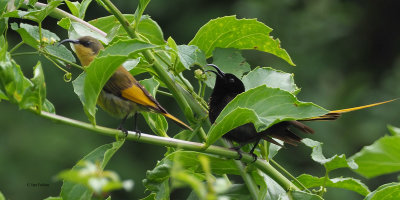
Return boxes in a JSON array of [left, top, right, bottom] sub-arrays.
[[36, 109, 299, 191]]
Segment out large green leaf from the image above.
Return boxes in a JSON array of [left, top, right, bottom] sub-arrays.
[[350, 135, 400, 178], [206, 86, 328, 146], [60, 140, 124, 200], [302, 138, 358, 172], [295, 174, 370, 196], [72, 39, 156, 124], [11, 23, 75, 63], [242, 67, 299, 93], [0, 53, 54, 112], [189, 15, 295, 66], [364, 182, 400, 200]]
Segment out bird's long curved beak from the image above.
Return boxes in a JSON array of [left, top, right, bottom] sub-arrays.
[[206, 64, 225, 77], [58, 39, 80, 46]]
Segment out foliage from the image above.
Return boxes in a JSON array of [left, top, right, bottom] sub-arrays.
[[0, 0, 399, 200]]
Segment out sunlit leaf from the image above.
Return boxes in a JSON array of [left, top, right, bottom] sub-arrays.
[[302, 138, 358, 172], [189, 15, 295, 66], [175, 45, 206, 73], [206, 86, 328, 146], [295, 174, 370, 196], [242, 67, 299, 93], [364, 182, 400, 200], [350, 135, 400, 178], [57, 17, 71, 30]]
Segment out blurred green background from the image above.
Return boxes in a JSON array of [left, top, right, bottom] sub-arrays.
[[1, 0, 400, 199]]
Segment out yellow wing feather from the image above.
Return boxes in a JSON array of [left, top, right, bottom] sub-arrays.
[[120, 85, 159, 110]]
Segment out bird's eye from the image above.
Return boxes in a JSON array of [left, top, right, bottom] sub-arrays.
[[228, 78, 235, 83], [81, 41, 91, 47]]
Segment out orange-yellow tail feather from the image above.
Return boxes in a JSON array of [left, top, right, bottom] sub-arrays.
[[162, 113, 193, 131], [302, 99, 397, 121]]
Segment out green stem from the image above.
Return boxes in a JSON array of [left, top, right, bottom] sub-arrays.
[[43, 54, 69, 74], [270, 159, 310, 192], [40, 49, 84, 70], [221, 140, 259, 199], [9, 41, 24, 53], [156, 90, 173, 97], [319, 170, 329, 196], [33, 108, 299, 192], [11, 52, 39, 57], [38, 22, 43, 46]]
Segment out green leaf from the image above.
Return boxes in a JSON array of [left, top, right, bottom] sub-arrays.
[[78, 0, 92, 19], [11, 23, 75, 63], [242, 67, 299, 93], [0, 52, 54, 111], [133, 0, 150, 29], [138, 15, 165, 45], [213, 48, 250, 78], [295, 174, 370, 196], [206, 86, 328, 146], [60, 140, 124, 200], [43, 197, 62, 200], [23, 0, 63, 23], [189, 15, 295, 66], [0, 53, 32, 104], [65, 0, 79, 17], [45, 44, 76, 63], [350, 135, 400, 178], [302, 138, 358, 172], [73, 39, 156, 124], [204, 48, 250, 87], [290, 191, 324, 200], [57, 17, 71, 30], [20, 61, 46, 111], [0, 18, 7, 35], [387, 125, 400, 136], [65, 0, 92, 19], [175, 45, 206, 73], [252, 170, 288, 200], [139, 77, 168, 137], [364, 182, 400, 200], [89, 14, 164, 45], [0, 190, 5, 200], [12, 23, 58, 48]]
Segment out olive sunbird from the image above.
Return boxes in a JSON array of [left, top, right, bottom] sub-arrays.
[[60, 36, 193, 133], [207, 64, 395, 161]]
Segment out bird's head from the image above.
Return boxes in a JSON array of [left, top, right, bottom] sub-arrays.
[[59, 36, 104, 66], [207, 64, 245, 95]]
